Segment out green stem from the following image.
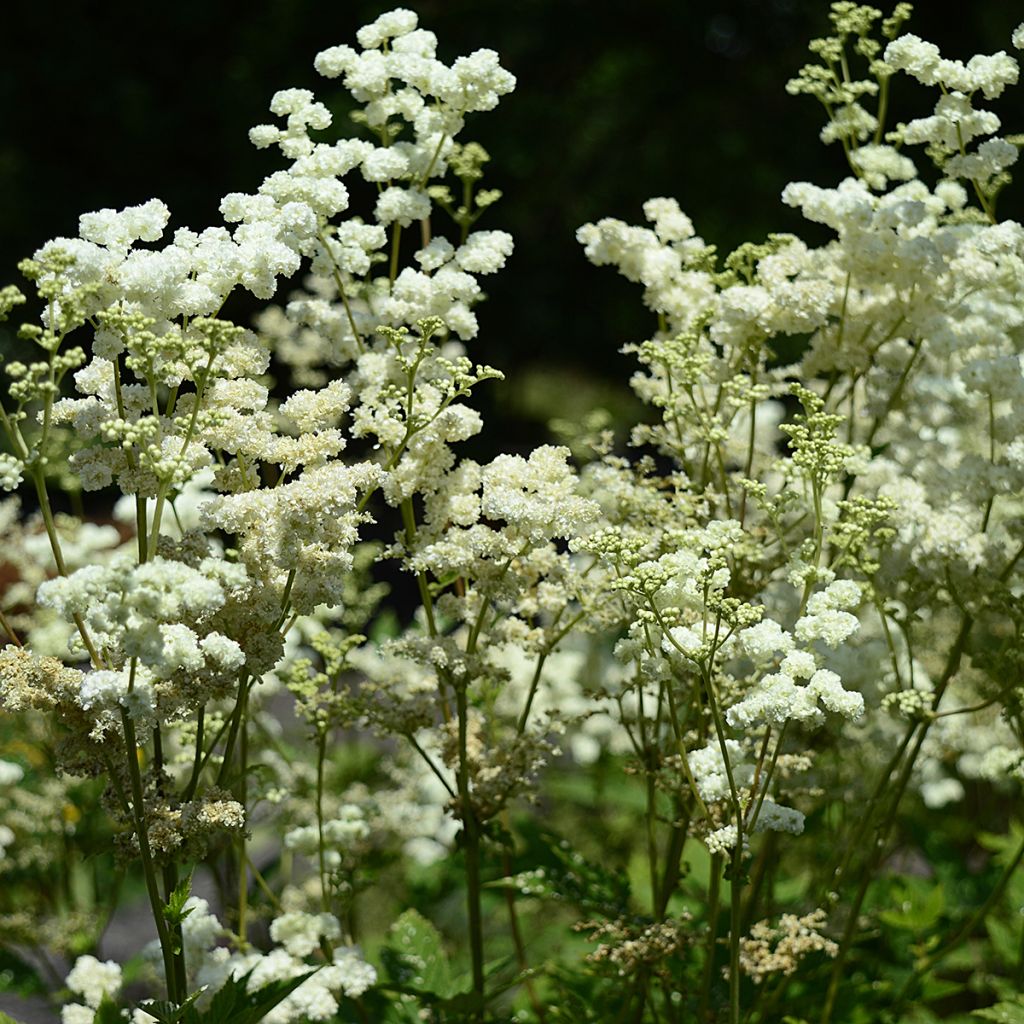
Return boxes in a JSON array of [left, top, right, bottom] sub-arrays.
[[656, 802, 690, 920], [645, 749, 661, 915], [821, 611, 973, 1023], [389, 223, 403, 288], [699, 854, 723, 1021], [120, 710, 183, 1003], [0, 608, 22, 646], [499, 823, 546, 1023], [729, 850, 743, 1024], [455, 679, 486, 1017], [29, 468, 103, 667], [316, 726, 330, 913]]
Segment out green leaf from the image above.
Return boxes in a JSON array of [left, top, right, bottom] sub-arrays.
[[0, 1012, 27, 1024], [162, 871, 195, 929], [972, 1001, 1024, 1024], [878, 877, 945, 932], [137, 1002, 183, 1024], [93, 997, 126, 1024], [986, 915, 1019, 968], [487, 831, 631, 918], [137, 990, 204, 1024], [203, 968, 318, 1024], [381, 909, 454, 998], [142, 968, 316, 1024]]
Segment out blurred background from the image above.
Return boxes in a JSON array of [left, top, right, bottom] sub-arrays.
[[2, 0, 1022, 445]]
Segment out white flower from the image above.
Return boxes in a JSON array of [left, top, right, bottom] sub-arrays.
[[806, 579, 861, 614], [356, 8, 418, 50], [454, 231, 514, 274], [415, 237, 455, 271], [663, 625, 702, 658], [78, 199, 170, 252], [375, 186, 431, 227], [727, 673, 820, 729], [61, 1007, 95, 1024], [642, 197, 694, 242], [480, 445, 599, 542], [705, 824, 739, 854], [884, 34, 943, 86], [65, 955, 122, 1009], [0, 453, 23, 491], [332, 946, 378, 997], [361, 147, 410, 183], [739, 619, 794, 660], [807, 669, 864, 719], [270, 912, 342, 959], [794, 609, 860, 648], [181, 897, 223, 962], [314, 44, 358, 79], [688, 740, 745, 802], [779, 650, 817, 680]]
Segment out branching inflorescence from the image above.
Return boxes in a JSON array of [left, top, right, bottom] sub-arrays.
[[0, 4, 1023, 1023]]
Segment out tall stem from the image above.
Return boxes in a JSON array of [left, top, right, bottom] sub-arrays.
[[699, 854, 723, 1021], [455, 680, 486, 1015], [729, 851, 743, 1024], [120, 710, 183, 1002], [820, 611, 973, 1023]]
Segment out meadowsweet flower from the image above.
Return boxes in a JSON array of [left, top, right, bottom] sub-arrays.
[[454, 230, 514, 273], [270, 912, 342, 958], [64, 955, 122, 1009], [705, 825, 740, 854], [739, 619, 795, 660], [0, 453, 22, 491]]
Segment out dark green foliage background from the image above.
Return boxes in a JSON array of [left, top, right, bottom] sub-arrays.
[[1, 0, 1022, 429]]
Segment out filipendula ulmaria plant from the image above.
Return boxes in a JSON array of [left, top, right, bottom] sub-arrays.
[[0, 8, 590, 1020], [571, 4, 1024, 1022], [1, 4, 1024, 1024]]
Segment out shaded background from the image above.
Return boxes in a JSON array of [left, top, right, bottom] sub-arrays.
[[2, 0, 1023, 442]]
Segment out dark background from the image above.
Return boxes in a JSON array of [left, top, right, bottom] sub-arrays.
[[2, 0, 1022, 437]]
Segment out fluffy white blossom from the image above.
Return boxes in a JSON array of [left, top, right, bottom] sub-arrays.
[[64, 956, 122, 1009], [270, 912, 342, 958]]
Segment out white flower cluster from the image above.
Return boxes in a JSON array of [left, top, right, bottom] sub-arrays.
[[576, 197, 713, 325], [61, 956, 122, 1024], [235, 7, 516, 349], [167, 899, 377, 1022], [37, 556, 246, 729], [688, 741, 806, 848], [35, 192, 304, 337], [284, 804, 371, 869], [579, 9, 1024, 832]]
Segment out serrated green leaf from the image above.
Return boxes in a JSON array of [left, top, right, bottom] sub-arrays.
[[972, 1001, 1024, 1024], [381, 909, 454, 998], [137, 1001, 181, 1024], [138, 989, 204, 1024], [879, 877, 945, 932], [191, 967, 317, 1024], [162, 872, 195, 929], [986, 915, 1019, 967]]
